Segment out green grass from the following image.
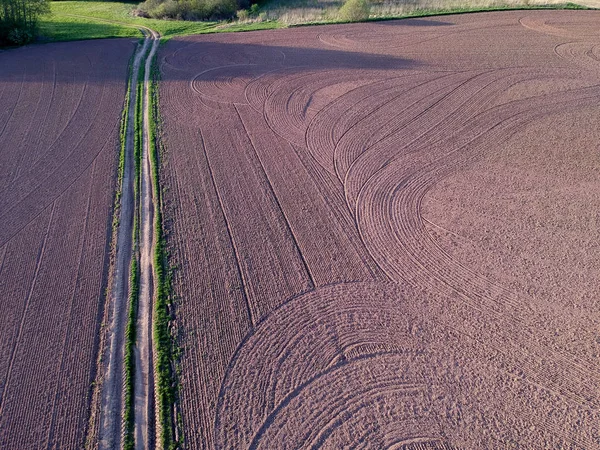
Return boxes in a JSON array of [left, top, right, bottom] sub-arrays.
[[38, 15, 139, 41], [39, 1, 281, 42]]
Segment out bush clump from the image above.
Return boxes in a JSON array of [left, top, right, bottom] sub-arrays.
[[338, 0, 370, 22], [236, 3, 260, 21], [138, 0, 248, 20], [0, 0, 49, 46]]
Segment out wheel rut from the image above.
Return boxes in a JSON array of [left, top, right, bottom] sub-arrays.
[[96, 24, 161, 450], [135, 27, 160, 450]]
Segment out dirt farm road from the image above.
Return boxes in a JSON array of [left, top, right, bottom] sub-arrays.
[[96, 25, 159, 450], [135, 26, 160, 450]]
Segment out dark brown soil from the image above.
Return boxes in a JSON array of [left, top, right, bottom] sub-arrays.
[[0, 39, 134, 448], [157, 11, 600, 449]]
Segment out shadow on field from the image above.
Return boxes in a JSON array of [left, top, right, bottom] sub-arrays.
[[0, 24, 423, 84], [372, 18, 455, 26], [160, 39, 421, 81], [0, 37, 137, 83]]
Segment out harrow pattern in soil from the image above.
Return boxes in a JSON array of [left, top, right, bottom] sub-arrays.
[[158, 10, 600, 449]]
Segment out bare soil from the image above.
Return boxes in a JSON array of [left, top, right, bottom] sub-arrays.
[[0, 39, 133, 449], [157, 10, 600, 449]]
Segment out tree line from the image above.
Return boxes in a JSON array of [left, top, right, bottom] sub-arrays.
[[0, 0, 49, 45], [137, 0, 251, 21]]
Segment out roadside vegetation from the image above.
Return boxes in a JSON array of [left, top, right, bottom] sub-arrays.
[[120, 34, 180, 449]]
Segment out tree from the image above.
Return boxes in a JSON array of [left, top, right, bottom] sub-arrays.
[[0, 0, 50, 45]]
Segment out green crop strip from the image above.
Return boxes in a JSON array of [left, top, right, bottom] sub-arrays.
[[149, 52, 181, 450]]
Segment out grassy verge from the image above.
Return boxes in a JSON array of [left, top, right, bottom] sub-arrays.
[[38, 14, 140, 41], [148, 51, 180, 450]]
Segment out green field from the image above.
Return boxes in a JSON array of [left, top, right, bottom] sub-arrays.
[[38, 0, 593, 43], [39, 1, 281, 41]]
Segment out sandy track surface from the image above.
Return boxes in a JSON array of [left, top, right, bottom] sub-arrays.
[[97, 25, 160, 450], [158, 10, 600, 449], [97, 35, 148, 450], [0, 39, 133, 449], [135, 27, 160, 450]]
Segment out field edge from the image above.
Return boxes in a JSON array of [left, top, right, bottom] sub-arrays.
[[83, 45, 137, 450]]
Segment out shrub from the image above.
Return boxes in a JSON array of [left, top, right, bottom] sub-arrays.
[[7, 26, 33, 44], [0, 0, 49, 46], [138, 0, 248, 20], [339, 0, 370, 22]]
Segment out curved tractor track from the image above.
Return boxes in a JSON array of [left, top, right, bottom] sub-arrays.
[[97, 22, 160, 450], [158, 10, 600, 449]]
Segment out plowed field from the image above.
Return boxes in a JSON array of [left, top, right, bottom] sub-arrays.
[[0, 39, 133, 448], [158, 11, 600, 449]]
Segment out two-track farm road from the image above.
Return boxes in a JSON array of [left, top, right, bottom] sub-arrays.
[[158, 10, 600, 449], [97, 31, 147, 450], [97, 25, 160, 450], [135, 26, 160, 450], [0, 40, 133, 449]]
